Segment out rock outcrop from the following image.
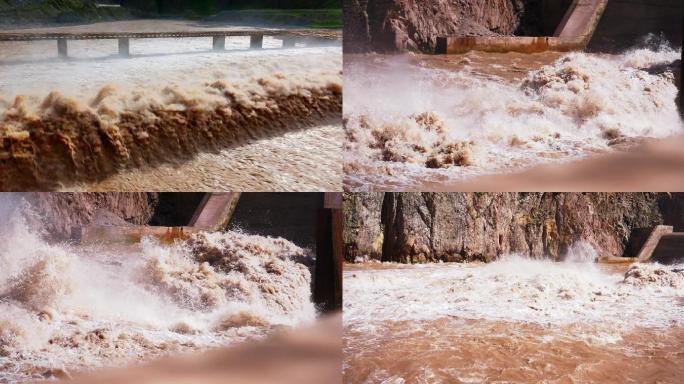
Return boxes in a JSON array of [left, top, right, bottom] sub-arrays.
[[21, 193, 158, 241], [343, 192, 384, 261], [344, 193, 684, 263], [343, 0, 537, 53]]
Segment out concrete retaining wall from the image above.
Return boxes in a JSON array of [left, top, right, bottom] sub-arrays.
[[588, 0, 683, 52]]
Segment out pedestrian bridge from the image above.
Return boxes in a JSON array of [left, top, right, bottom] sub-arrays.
[[0, 29, 340, 58]]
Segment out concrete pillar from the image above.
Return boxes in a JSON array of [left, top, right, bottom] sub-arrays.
[[57, 38, 67, 58], [282, 36, 296, 48], [314, 192, 343, 313], [212, 35, 225, 51], [118, 38, 130, 57], [250, 34, 264, 49]]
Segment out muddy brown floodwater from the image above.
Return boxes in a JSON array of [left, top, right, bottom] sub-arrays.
[[344, 318, 684, 383], [0, 205, 318, 382], [0, 20, 342, 191], [344, 256, 684, 383], [344, 46, 682, 192]]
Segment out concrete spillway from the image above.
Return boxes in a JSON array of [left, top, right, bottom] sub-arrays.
[[189, 193, 240, 232], [437, 0, 608, 54], [554, 0, 608, 39], [73, 193, 240, 244], [588, 0, 683, 52], [650, 233, 684, 265], [603, 225, 684, 265]]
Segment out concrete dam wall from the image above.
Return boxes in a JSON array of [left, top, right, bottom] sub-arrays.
[[588, 0, 683, 52]]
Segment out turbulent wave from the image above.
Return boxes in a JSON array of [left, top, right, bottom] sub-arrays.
[[344, 245, 684, 330], [344, 44, 682, 189], [0, 73, 341, 190], [0, 203, 315, 382]]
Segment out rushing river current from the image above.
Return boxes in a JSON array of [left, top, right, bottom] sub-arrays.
[[344, 253, 684, 383], [0, 20, 342, 191], [344, 43, 682, 191], [0, 202, 316, 382]]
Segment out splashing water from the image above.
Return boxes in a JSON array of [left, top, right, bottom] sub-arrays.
[[0, 21, 342, 190], [344, 241, 684, 330], [344, 44, 682, 190], [344, 244, 684, 383], [0, 203, 316, 382]]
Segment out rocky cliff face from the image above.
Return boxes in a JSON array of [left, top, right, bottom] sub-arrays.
[[343, 0, 536, 53], [343, 192, 384, 261], [344, 193, 684, 263], [21, 193, 158, 241]]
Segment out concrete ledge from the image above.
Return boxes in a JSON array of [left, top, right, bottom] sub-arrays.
[[72, 225, 197, 245], [436, 0, 607, 54], [436, 36, 584, 54], [598, 256, 637, 264]]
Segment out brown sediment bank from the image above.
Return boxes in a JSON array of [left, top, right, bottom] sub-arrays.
[[0, 80, 342, 190]]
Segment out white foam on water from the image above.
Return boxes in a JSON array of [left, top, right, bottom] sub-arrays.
[[344, 44, 682, 189], [344, 244, 684, 331], [0, 201, 316, 381]]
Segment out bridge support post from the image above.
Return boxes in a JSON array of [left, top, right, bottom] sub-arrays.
[[118, 38, 130, 57], [57, 38, 67, 58], [250, 34, 264, 49], [212, 35, 225, 51], [282, 36, 296, 48]]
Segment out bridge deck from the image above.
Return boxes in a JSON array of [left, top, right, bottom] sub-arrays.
[[0, 29, 339, 41]]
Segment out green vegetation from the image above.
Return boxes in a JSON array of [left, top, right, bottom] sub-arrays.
[[0, 0, 340, 27], [0, 0, 128, 25], [205, 8, 342, 28]]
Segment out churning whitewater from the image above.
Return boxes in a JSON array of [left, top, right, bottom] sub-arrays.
[[0, 203, 316, 382], [344, 43, 682, 190], [343, 246, 684, 383], [344, 251, 684, 329], [0, 21, 342, 190]]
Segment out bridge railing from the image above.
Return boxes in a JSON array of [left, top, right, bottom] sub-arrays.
[[0, 29, 340, 58]]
